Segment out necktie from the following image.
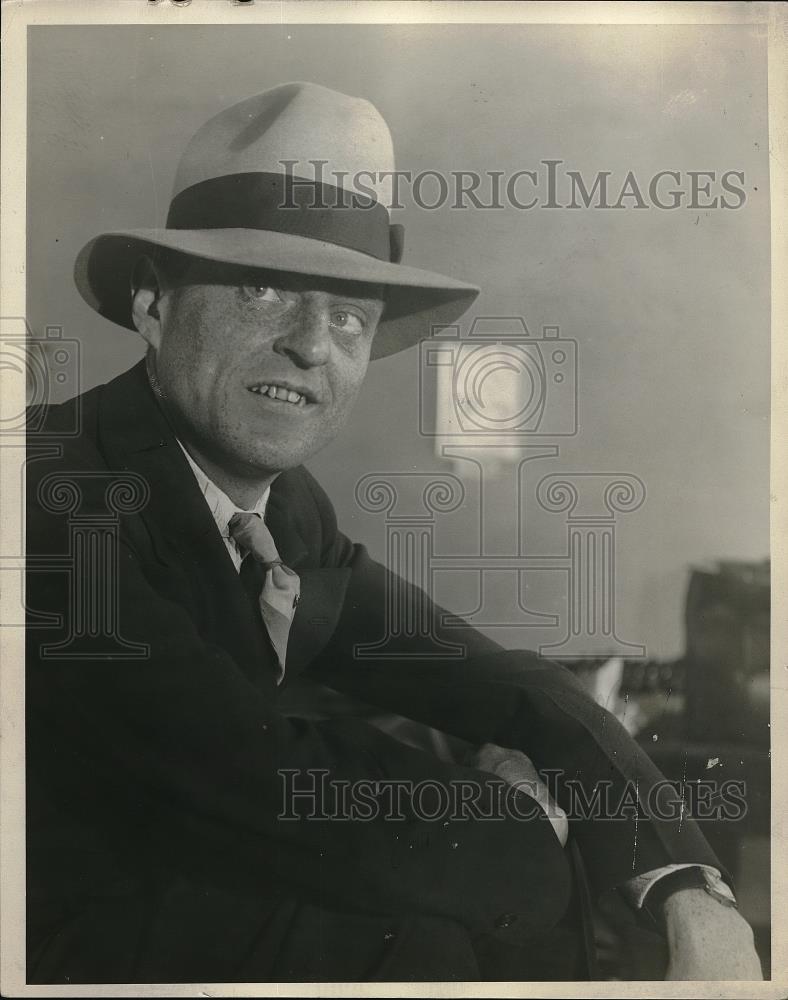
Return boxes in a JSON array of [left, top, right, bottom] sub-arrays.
[[228, 512, 300, 682]]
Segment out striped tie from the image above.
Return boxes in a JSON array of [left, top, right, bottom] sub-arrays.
[[228, 512, 300, 682]]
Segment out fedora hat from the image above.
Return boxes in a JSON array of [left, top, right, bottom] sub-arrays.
[[74, 82, 479, 360]]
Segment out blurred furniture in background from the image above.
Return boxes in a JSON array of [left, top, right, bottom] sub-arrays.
[[562, 558, 770, 975], [681, 559, 769, 745]]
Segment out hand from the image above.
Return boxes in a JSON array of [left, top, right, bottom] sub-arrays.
[[468, 742, 569, 846], [662, 888, 763, 980]]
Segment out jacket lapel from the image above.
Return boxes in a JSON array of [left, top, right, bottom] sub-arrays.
[[97, 361, 276, 684], [265, 479, 352, 680], [262, 489, 309, 570], [96, 360, 351, 684], [285, 567, 352, 679]]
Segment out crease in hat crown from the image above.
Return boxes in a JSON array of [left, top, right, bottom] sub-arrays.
[[173, 82, 396, 209], [73, 80, 480, 360]]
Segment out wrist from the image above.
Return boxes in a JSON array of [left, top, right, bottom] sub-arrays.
[[642, 867, 737, 932], [663, 886, 755, 958]]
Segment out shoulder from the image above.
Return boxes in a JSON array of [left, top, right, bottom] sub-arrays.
[[271, 466, 354, 567], [271, 465, 335, 520], [26, 370, 142, 540], [27, 382, 107, 486]]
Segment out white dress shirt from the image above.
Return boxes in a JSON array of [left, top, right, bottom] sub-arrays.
[[178, 443, 270, 571]]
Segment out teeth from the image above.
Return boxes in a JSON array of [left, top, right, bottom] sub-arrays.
[[249, 383, 306, 404]]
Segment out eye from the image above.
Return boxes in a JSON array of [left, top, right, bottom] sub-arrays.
[[329, 310, 365, 336], [240, 285, 283, 305]]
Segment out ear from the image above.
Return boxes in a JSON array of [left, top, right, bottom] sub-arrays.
[[130, 256, 165, 350]]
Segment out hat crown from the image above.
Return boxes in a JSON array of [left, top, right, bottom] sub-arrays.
[[173, 82, 396, 209]]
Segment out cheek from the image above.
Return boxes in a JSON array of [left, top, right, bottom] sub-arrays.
[[330, 359, 369, 416], [161, 292, 244, 384]]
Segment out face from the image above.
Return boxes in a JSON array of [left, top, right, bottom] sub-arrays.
[[136, 258, 385, 481]]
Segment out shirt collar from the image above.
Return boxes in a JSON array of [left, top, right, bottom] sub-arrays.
[[177, 440, 270, 539]]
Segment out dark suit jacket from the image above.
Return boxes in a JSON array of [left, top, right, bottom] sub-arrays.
[[25, 360, 722, 983]]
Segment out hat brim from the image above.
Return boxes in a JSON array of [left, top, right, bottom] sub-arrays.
[[74, 229, 479, 360]]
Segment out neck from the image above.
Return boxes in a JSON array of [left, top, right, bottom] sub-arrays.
[[182, 441, 277, 509]]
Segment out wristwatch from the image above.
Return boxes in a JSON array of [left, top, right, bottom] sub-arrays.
[[642, 867, 738, 930]]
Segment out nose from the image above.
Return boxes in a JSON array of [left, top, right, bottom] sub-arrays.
[[272, 297, 331, 369]]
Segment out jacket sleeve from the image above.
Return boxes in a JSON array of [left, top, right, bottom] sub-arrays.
[[25, 460, 572, 943], [299, 469, 727, 900]]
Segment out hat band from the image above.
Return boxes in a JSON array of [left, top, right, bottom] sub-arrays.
[[166, 172, 403, 263]]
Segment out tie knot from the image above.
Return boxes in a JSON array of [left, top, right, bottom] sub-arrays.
[[228, 511, 281, 567]]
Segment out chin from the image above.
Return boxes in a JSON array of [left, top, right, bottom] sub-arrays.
[[244, 447, 311, 475]]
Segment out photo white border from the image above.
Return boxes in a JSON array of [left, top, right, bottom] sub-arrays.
[[2, 2, 785, 997]]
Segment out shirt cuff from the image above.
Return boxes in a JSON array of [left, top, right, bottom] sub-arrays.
[[618, 863, 736, 909]]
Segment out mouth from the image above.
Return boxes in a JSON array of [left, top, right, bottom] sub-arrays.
[[246, 382, 317, 408]]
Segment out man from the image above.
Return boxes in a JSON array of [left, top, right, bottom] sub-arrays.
[[25, 82, 761, 983]]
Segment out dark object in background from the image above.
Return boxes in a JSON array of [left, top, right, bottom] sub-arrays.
[[592, 559, 771, 747], [681, 560, 769, 745]]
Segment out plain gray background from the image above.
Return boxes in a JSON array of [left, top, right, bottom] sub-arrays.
[[27, 23, 770, 659]]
